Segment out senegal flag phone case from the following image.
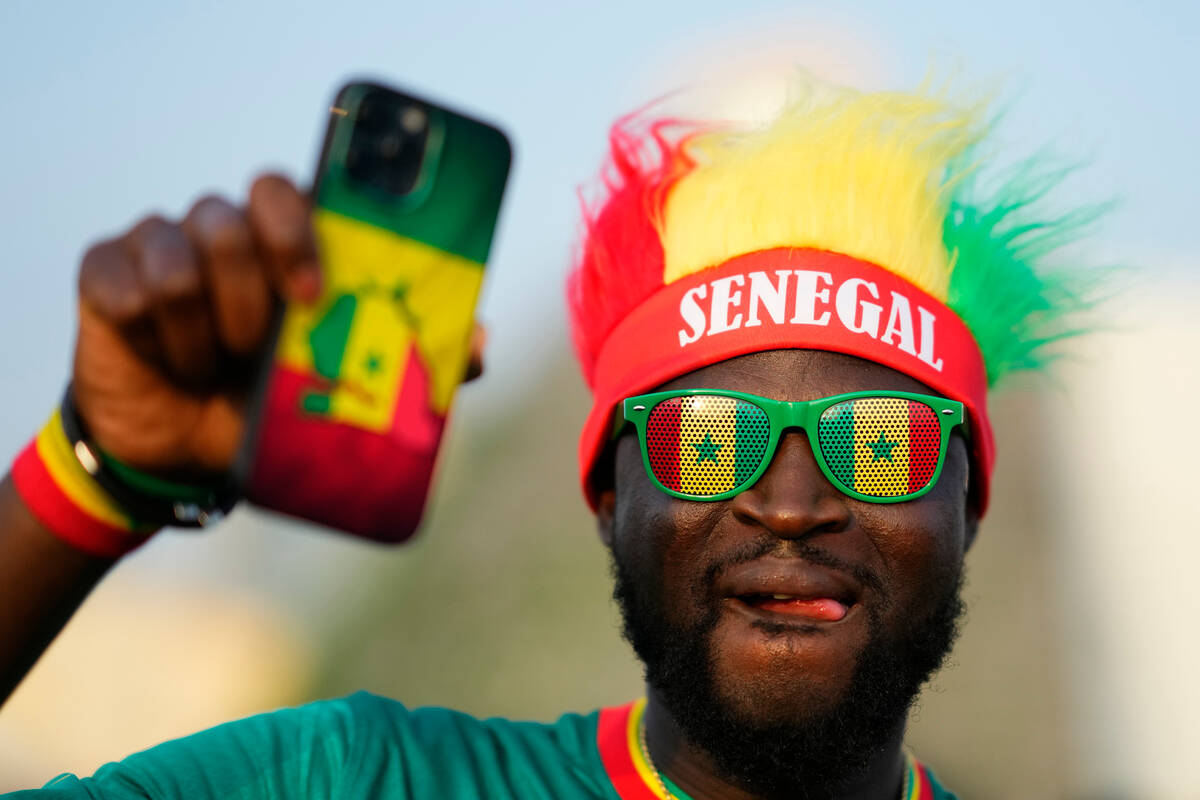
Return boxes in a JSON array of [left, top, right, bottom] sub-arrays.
[[237, 81, 511, 541]]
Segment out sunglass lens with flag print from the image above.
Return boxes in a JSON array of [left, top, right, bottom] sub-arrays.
[[620, 390, 966, 503]]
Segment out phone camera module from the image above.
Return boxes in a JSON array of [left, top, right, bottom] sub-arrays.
[[346, 91, 430, 197]]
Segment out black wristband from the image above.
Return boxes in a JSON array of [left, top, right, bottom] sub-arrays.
[[59, 385, 239, 528]]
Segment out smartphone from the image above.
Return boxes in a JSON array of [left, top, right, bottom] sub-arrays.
[[236, 80, 512, 542]]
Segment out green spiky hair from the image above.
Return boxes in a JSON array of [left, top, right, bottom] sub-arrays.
[[944, 152, 1111, 386]]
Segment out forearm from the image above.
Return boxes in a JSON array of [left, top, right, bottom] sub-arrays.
[[0, 173, 319, 711], [0, 474, 115, 704]]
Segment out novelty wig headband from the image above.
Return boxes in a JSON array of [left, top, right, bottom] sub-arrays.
[[568, 76, 1104, 515]]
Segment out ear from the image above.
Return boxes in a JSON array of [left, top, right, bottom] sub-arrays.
[[962, 453, 980, 552], [947, 432, 981, 552], [596, 487, 617, 549]]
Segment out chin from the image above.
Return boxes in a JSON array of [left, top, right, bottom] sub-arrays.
[[700, 623, 864, 724], [706, 600, 873, 722]]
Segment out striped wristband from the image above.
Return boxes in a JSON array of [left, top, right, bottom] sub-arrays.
[[11, 409, 159, 558]]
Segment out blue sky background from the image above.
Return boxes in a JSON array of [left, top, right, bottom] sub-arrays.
[[1, 0, 1196, 458]]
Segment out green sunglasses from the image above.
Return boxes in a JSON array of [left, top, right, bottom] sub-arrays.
[[619, 389, 967, 503]]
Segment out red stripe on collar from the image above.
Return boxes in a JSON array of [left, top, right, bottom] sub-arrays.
[[598, 700, 664, 799]]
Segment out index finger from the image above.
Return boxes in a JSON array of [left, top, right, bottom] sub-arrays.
[[246, 173, 321, 304]]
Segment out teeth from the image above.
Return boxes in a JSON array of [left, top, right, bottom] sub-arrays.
[[771, 594, 794, 600]]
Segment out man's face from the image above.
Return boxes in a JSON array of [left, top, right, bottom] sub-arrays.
[[597, 349, 976, 793]]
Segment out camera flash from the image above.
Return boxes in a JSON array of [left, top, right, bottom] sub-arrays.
[[400, 107, 427, 134]]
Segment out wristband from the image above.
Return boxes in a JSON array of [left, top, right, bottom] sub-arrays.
[[57, 386, 239, 529], [11, 408, 157, 558]]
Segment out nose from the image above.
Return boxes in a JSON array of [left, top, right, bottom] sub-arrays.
[[728, 429, 851, 539]]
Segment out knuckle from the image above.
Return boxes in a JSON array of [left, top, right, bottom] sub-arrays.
[[249, 174, 311, 251], [79, 239, 118, 284], [78, 241, 146, 323], [190, 193, 233, 215], [149, 263, 202, 306], [130, 214, 173, 241], [189, 196, 252, 259], [250, 172, 294, 198], [138, 227, 202, 305], [209, 221, 254, 263]]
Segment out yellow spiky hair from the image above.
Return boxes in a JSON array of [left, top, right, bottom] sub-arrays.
[[661, 85, 979, 299]]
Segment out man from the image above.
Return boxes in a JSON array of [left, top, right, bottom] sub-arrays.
[[0, 76, 1099, 798]]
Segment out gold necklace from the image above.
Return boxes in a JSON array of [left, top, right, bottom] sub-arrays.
[[637, 713, 679, 800]]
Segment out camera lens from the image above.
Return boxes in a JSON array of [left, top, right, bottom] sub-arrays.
[[378, 133, 403, 160]]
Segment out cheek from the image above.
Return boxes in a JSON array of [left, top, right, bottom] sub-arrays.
[[863, 507, 962, 608], [859, 440, 970, 621], [612, 437, 724, 623]]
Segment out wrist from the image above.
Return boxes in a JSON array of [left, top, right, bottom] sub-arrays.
[[59, 387, 238, 529]]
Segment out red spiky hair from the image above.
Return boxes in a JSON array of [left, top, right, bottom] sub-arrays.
[[567, 113, 702, 386]]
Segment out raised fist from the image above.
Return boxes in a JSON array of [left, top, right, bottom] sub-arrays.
[[72, 174, 320, 477]]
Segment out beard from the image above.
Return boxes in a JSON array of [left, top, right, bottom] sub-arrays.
[[610, 539, 966, 800]]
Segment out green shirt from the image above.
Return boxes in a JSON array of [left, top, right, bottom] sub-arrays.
[[5, 693, 957, 799]]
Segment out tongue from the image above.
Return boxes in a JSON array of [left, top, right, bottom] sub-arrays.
[[755, 597, 848, 621]]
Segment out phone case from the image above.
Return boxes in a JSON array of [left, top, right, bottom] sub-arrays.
[[239, 82, 511, 541]]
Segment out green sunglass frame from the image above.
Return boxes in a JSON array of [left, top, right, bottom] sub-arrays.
[[620, 389, 967, 504]]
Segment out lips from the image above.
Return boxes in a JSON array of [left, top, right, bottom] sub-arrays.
[[721, 558, 862, 624]]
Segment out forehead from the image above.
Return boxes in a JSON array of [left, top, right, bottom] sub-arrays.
[[656, 349, 936, 400]]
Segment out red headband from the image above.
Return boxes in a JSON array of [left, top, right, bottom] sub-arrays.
[[578, 248, 995, 514]]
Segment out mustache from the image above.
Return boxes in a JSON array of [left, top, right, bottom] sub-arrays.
[[699, 535, 887, 603]]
